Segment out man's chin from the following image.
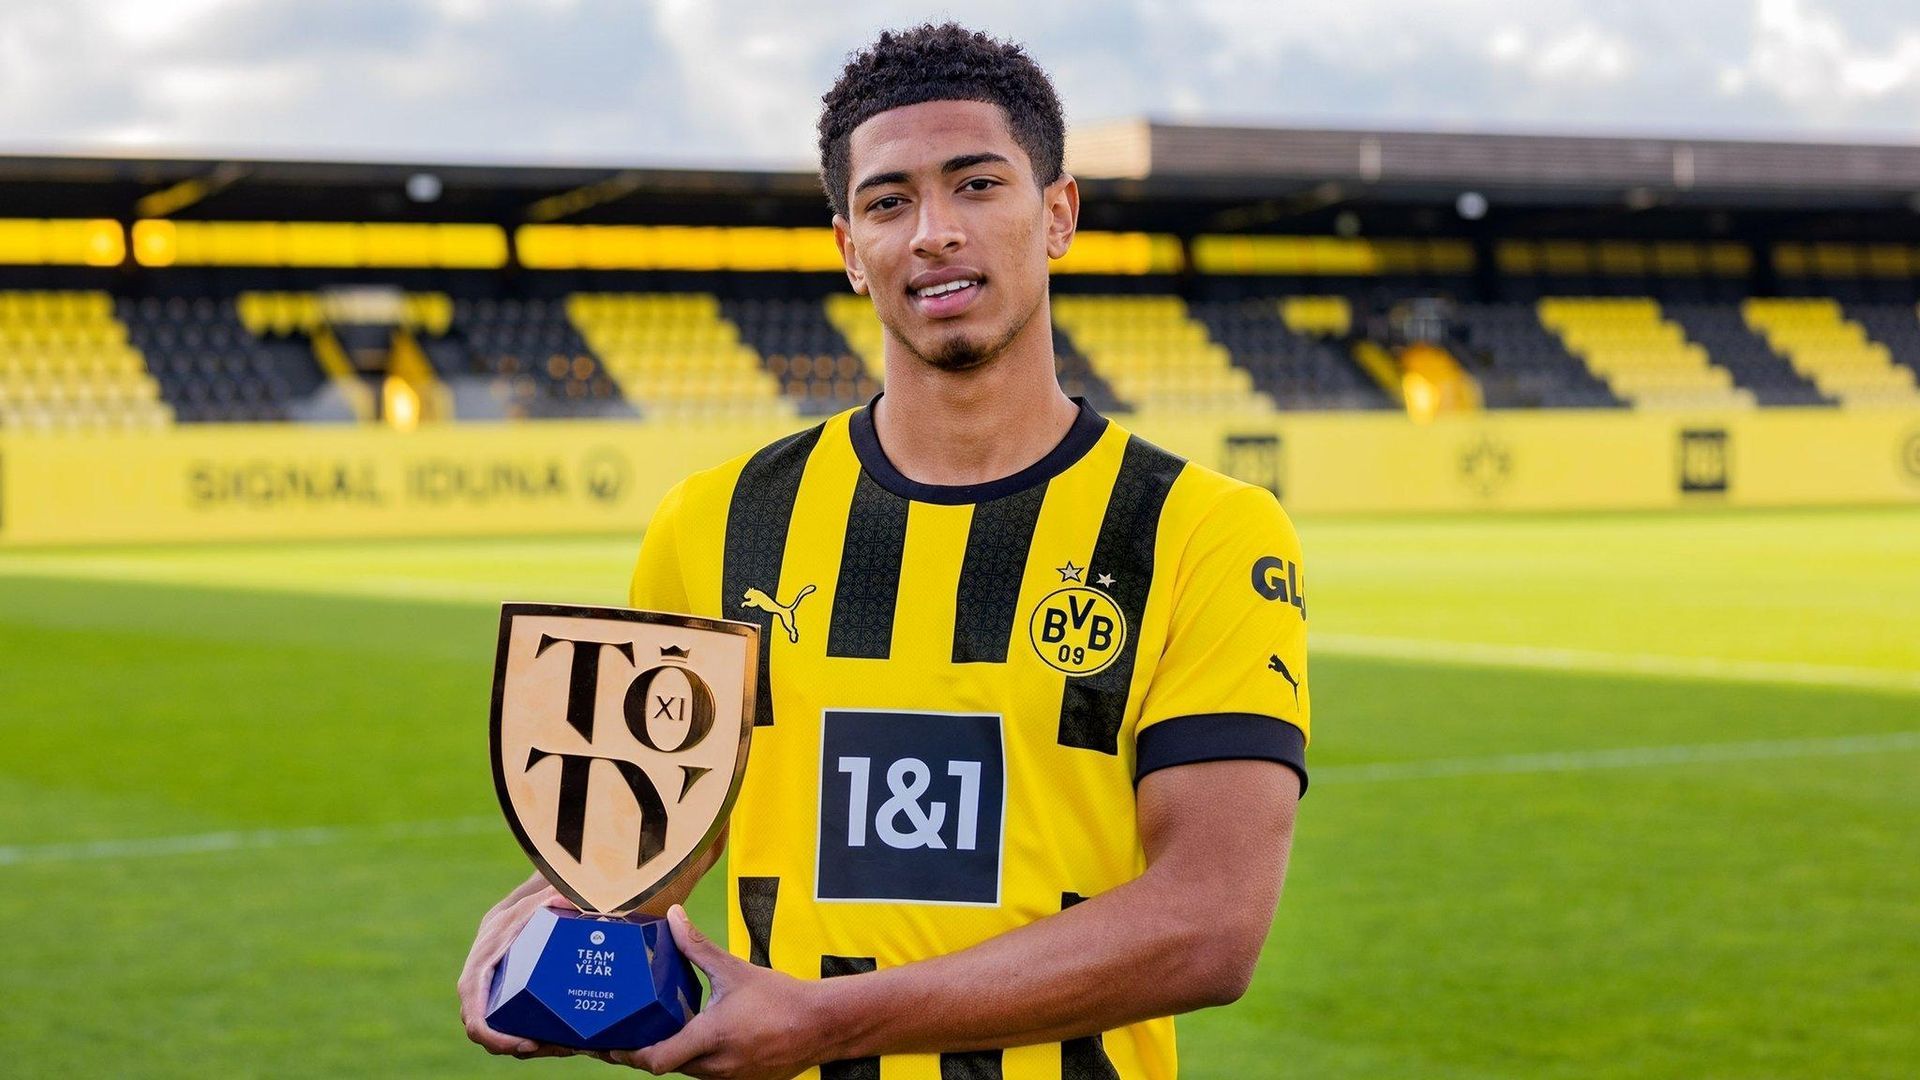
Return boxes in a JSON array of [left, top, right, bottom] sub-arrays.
[[924, 338, 995, 373]]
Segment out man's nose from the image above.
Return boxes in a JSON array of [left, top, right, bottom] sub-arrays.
[[912, 198, 965, 256]]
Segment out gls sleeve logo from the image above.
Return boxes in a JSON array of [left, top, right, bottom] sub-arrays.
[[816, 710, 1005, 905], [1251, 555, 1307, 619]]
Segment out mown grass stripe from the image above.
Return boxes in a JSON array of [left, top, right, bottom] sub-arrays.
[[1317, 731, 1920, 784], [1315, 633, 1920, 694], [0, 816, 495, 867]]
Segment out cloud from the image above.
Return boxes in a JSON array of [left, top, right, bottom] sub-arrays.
[[1718, 0, 1920, 117], [2, 1, 1920, 166]]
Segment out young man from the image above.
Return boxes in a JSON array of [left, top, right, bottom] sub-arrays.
[[459, 23, 1310, 1079]]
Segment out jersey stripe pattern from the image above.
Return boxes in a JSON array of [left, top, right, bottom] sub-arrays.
[[630, 399, 1311, 1080]]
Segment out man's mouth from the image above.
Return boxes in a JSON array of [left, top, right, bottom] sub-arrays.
[[912, 277, 980, 299], [909, 275, 984, 317]]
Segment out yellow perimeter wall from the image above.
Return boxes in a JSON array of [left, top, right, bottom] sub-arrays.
[[2, 409, 1917, 546]]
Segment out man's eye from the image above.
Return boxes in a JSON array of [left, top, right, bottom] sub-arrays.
[[963, 178, 998, 192], [871, 196, 904, 212]]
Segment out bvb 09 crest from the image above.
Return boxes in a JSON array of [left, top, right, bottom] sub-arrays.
[[1028, 564, 1126, 677], [490, 603, 757, 916]]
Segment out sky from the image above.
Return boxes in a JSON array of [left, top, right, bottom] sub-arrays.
[[5, 0, 1920, 167]]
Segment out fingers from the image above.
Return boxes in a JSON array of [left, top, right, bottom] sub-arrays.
[[667, 904, 730, 976], [616, 1013, 722, 1075], [462, 1012, 538, 1056], [459, 888, 568, 1057]]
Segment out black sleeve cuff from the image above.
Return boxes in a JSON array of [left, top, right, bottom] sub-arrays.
[[1135, 713, 1309, 795]]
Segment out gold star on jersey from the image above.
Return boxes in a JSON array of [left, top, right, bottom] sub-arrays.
[[626, 398, 1311, 1080]]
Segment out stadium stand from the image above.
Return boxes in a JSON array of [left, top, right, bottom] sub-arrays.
[[1663, 304, 1833, 407], [13, 128, 1920, 429], [1536, 298, 1754, 410], [569, 293, 791, 421], [446, 297, 632, 420], [0, 291, 170, 429], [130, 294, 334, 424], [1743, 298, 1920, 407], [720, 296, 878, 416], [1845, 303, 1920, 381], [1052, 295, 1272, 412], [1189, 296, 1393, 410], [1451, 303, 1623, 408]]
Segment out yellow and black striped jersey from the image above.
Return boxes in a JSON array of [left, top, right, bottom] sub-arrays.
[[628, 397, 1310, 1080]]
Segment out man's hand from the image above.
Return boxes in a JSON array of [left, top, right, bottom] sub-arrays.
[[456, 879, 580, 1058], [458, 832, 726, 1060], [612, 905, 827, 1079]]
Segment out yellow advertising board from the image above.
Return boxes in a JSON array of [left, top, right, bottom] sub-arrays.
[[0, 420, 796, 547], [1128, 407, 1920, 513], [2, 408, 1917, 547]]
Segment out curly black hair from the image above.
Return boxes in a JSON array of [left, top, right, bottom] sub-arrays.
[[817, 23, 1065, 220]]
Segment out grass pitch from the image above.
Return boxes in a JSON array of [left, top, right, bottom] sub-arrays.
[[1, 507, 1914, 1078]]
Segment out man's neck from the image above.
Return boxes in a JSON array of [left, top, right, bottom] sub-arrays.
[[872, 312, 1081, 489]]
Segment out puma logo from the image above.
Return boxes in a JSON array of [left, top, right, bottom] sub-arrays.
[[742, 584, 816, 644], [1268, 654, 1300, 702]]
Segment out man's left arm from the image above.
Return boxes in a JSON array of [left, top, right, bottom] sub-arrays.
[[623, 758, 1298, 1078]]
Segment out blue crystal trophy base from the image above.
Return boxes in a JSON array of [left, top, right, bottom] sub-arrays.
[[485, 907, 702, 1051]]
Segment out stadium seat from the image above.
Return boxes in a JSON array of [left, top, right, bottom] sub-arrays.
[[1743, 298, 1920, 407], [1186, 296, 1392, 411], [569, 293, 792, 421], [126, 293, 332, 423], [1537, 297, 1755, 410], [1451, 303, 1625, 409], [719, 297, 879, 416], [1053, 295, 1274, 414], [0, 291, 172, 430], [442, 296, 631, 420]]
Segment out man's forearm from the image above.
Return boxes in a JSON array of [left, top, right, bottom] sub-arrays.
[[808, 863, 1266, 1060], [804, 762, 1297, 1063]]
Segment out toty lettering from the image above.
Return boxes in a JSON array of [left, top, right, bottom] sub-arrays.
[[624, 664, 714, 753], [536, 634, 635, 741], [523, 748, 668, 868], [524, 636, 717, 871]]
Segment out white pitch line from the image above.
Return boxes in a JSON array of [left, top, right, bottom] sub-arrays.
[[0, 816, 495, 868], [1314, 632, 1920, 694], [5, 733, 1918, 867], [1315, 730, 1920, 784]]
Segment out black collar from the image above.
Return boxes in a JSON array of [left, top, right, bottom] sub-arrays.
[[848, 393, 1108, 505]]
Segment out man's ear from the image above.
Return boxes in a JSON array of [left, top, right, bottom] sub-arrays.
[[1044, 173, 1080, 261], [833, 214, 868, 295]]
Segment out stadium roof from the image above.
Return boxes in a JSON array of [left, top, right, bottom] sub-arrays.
[[7, 121, 1920, 237], [1065, 121, 1920, 208]]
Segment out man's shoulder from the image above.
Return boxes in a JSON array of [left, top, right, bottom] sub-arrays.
[[1124, 434, 1285, 538], [655, 413, 847, 529]]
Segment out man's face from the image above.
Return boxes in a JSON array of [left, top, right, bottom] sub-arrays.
[[833, 99, 1076, 373]]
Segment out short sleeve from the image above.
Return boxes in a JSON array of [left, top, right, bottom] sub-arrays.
[[627, 480, 692, 612], [1134, 484, 1310, 792]]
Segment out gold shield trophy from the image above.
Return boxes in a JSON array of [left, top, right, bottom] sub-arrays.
[[484, 603, 757, 1051]]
